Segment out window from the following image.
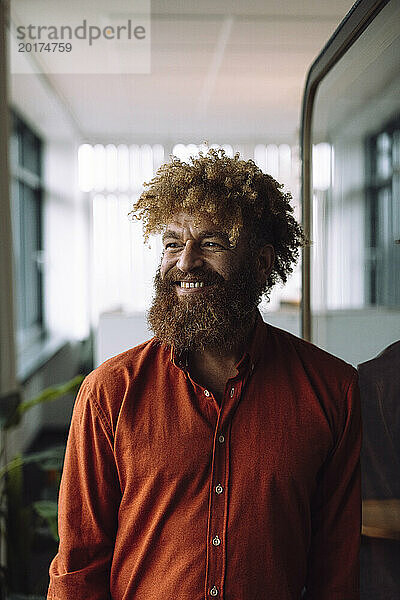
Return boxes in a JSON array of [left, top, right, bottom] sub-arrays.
[[10, 112, 44, 350], [366, 117, 400, 307]]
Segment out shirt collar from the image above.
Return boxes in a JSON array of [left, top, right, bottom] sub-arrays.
[[170, 346, 188, 370], [236, 309, 267, 373]]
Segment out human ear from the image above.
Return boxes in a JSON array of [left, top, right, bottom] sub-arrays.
[[257, 244, 275, 281]]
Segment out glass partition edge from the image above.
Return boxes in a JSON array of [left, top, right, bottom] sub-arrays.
[[300, 0, 390, 341]]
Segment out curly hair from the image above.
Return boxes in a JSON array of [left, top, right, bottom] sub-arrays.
[[130, 147, 306, 291]]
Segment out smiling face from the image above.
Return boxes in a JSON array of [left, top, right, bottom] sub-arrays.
[[160, 212, 248, 296], [148, 212, 274, 352]]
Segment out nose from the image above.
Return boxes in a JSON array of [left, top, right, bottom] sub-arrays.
[[176, 241, 204, 272]]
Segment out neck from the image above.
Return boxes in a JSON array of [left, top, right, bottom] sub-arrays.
[[188, 310, 257, 384], [191, 342, 244, 371]]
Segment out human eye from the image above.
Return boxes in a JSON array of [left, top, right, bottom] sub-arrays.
[[202, 240, 225, 249], [164, 241, 182, 250]]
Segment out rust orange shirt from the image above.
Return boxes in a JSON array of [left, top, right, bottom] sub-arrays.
[[48, 313, 361, 600]]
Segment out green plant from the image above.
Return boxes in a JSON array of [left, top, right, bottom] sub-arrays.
[[0, 375, 84, 598]]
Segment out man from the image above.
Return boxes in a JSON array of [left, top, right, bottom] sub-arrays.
[[48, 149, 361, 599]]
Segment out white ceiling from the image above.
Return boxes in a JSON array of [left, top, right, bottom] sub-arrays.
[[10, 0, 356, 145]]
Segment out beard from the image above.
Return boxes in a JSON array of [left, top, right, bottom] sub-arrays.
[[147, 254, 264, 353]]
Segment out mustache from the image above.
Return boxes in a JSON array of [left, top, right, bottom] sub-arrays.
[[161, 268, 225, 286]]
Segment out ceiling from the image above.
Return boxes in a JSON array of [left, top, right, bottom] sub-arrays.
[[10, 0, 356, 145]]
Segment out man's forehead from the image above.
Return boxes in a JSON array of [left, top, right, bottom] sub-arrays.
[[163, 212, 228, 236]]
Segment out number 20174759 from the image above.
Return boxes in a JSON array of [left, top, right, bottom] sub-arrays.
[[18, 42, 72, 52]]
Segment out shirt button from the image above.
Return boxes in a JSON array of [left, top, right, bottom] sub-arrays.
[[204, 389, 210, 397], [215, 484, 224, 494], [218, 434, 225, 443], [209, 586, 219, 596], [230, 386, 235, 397], [212, 535, 221, 546]]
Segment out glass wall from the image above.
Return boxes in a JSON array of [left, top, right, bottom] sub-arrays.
[[309, 0, 400, 367], [306, 3, 400, 597]]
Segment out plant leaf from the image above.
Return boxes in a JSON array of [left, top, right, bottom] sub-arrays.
[[15, 375, 84, 421], [0, 446, 65, 480], [32, 500, 57, 519]]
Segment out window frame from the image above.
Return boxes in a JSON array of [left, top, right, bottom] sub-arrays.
[[365, 116, 400, 307], [10, 111, 45, 353]]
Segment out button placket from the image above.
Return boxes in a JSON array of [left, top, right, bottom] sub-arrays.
[[205, 377, 244, 599], [206, 420, 228, 599]]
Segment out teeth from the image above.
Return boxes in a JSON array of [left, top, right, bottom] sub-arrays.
[[179, 281, 204, 288]]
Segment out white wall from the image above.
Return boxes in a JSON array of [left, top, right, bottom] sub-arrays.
[[313, 309, 400, 367]]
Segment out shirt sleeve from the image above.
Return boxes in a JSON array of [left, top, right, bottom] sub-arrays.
[[47, 379, 121, 600], [304, 371, 362, 600]]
